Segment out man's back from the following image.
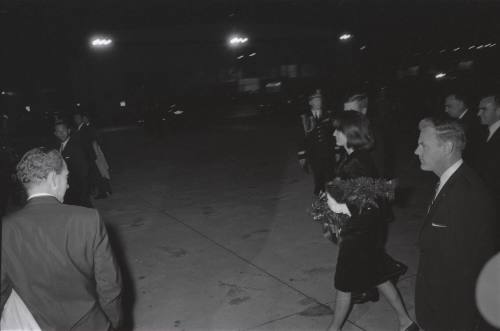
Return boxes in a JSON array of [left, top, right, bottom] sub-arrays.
[[1, 196, 122, 330]]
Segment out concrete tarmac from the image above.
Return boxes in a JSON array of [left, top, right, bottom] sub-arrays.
[[94, 116, 435, 331]]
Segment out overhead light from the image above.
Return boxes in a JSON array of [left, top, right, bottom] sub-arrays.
[[453, 47, 460, 51], [360, 45, 367, 50], [477, 44, 484, 49], [25, 106, 31, 112], [440, 49, 446, 53], [469, 45, 476, 50], [76, 103, 80, 107], [435, 72, 447, 79], [120, 101, 126, 107], [228, 35, 249, 46], [249, 52, 256, 57], [237, 55, 244, 59], [339, 33, 352, 41], [90, 36, 113, 48]]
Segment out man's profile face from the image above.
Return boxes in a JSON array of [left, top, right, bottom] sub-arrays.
[[415, 126, 445, 173], [478, 97, 500, 126], [444, 95, 466, 119], [309, 96, 322, 110], [54, 124, 69, 142]]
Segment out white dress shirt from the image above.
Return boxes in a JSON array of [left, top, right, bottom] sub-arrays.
[[487, 119, 500, 142], [436, 159, 463, 197], [60, 138, 70, 152], [27, 193, 57, 200], [458, 109, 468, 119]]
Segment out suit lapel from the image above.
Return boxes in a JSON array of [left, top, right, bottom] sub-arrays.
[[423, 164, 465, 226], [487, 127, 500, 145]]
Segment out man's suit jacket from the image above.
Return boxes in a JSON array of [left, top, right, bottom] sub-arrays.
[[61, 136, 90, 178], [458, 110, 487, 162], [415, 163, 497, 331], [61, 136, 92, 207], [474, 127, 500, 203], [1, 196, 122, 330], [73, 126, 97, 163]]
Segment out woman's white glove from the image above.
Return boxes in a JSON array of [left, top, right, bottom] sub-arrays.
[[326, 193, 351, 216]]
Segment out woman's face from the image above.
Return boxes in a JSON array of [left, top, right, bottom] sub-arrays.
[[334, 129, 347, 148]]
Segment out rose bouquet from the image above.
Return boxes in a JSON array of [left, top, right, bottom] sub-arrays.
[[311, 177, 397, 241]]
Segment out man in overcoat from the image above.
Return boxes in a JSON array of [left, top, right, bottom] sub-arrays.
[[414, 117, 497, 330]]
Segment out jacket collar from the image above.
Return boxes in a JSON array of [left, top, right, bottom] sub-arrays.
[[424, 162, 465, 222], [26, 195, 61, 206]]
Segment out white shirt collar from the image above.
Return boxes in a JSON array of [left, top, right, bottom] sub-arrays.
[[458, 109, 468, 119], [488, 119, 500, 141], [60, 137, 70, 151], [27, 193, 57, 200], [437, 159, 463, 196]]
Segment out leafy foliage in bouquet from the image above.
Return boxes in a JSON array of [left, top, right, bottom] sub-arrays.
[[311, 177, 397, 234], [327, 177, 397, 211]]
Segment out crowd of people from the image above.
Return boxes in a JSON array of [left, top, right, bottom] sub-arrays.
[[299, 90, 500, 330], [0, 88, 499, 330]]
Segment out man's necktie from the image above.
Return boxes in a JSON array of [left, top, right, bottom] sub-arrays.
[[427, 181, 440, 214]]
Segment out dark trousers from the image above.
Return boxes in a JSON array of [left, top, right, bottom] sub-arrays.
[[310, 156, 335, 195], [65, 174, 92, 208]]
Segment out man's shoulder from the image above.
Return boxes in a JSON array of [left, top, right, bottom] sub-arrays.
[[489, 128, 500, 146], [452, 163, 491, 198], [4, 202, 99, 226]]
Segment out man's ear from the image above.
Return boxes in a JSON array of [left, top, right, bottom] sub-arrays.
[[443, 140, 454, 155], [47, 171, 57, 189]]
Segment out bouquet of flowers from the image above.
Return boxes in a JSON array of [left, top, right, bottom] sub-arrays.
[[311, 177, 397, 241]]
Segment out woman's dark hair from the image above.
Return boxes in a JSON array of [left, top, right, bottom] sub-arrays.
[[333, 111, 375, 150]]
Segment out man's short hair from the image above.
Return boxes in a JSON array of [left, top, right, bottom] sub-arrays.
[[54, 120, 69, 129], [334, 111, 374, 150], [481, 94, 500, 106], [418, 117, 466, 152], [16, 147, 66, 189], [347, 93, 368, 108], [447, 93, 469, 107]]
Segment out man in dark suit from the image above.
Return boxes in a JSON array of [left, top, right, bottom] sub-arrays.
[[414, 117, 497, 331], [475, 95, 500, 208], [444, 93, 486, 161], [54, 121, 92, 207], [298, 89, 336, 196], [344, 93, 389, 178], [1, 147, 122, 330]]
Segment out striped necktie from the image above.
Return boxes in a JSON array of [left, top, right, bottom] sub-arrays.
[[427, 181, 440, 214]]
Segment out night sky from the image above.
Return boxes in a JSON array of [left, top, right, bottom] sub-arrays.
[[1, 0, 500, 116]]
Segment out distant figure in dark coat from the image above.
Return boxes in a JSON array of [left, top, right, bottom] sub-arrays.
[[475, 95, 500, 210], [54, 121, 92, 207], [414, 117, 497, 331], [344, 93, 390, 179], [444, 93, 486, 162], [298, 89, 336, 195], [1, 147, 122, 330]]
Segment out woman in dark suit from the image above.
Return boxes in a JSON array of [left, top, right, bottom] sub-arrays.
[[326, 112, 417, 331]]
